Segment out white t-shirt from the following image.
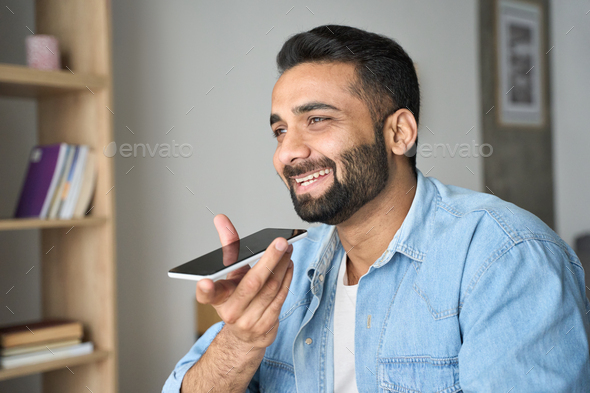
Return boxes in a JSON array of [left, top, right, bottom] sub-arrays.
[[333, 252, 360, 393]]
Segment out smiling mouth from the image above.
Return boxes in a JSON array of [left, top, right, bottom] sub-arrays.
[[295, 169, 333, 193], [293, 168, 332, 186]]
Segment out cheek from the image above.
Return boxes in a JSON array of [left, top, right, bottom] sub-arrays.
[[320, 128, 352, 155], [321, 140, 346, 167]]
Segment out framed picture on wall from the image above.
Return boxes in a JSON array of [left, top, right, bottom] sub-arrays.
[[496, 0, 545, 127]]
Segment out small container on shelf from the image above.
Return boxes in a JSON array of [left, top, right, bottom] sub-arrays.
[[25, 35, 61, 71]]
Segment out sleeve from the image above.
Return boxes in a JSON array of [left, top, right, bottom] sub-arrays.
[[458, 239, 590, 392], [161, 321, 261, 393], [161, 321, 224, 393]]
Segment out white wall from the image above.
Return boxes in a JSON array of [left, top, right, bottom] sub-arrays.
[[111, 1, 481, 391], [551, 1, 590, 248]]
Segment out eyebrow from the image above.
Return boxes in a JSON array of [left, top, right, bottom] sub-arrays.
[[270, 101, 342, 127]]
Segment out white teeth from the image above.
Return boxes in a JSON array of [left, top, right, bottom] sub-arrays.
[[301, 179, 318, 187], [295, 168, 331, 183]]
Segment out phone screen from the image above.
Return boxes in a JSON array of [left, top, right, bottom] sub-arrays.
[[169, 228, 307, 276]]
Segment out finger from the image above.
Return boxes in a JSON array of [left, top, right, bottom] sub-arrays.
[[243, 249, 293, 321], [196, 278, 237, 306], [226, 264, 251, 283], [214, 214, 239, 246], [225, 264, 251, 287], [196, 255, 250, 305], [258, 259, 294, 326], [214, 214, 241, 266], [231, 238, 290, 305], [221, 240, 290, 320]]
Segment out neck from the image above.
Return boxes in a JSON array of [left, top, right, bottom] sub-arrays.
[[337, 167, 417, 286]]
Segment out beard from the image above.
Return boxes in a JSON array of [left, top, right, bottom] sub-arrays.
[[283, 124, 390, 225]]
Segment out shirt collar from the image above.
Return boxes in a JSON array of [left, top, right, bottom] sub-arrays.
[[305, 167, 438, 284]]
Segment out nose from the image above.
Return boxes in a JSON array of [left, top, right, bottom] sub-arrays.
[[277, 127, 311, 165]]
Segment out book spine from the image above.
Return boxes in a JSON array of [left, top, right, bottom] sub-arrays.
[[14, 144, 62, 218], [1, 323, 83, 348], [48, 145, 74, 219], [57, 145, 79, 218], [0, 342, 93, 369], [62, 145, 89, 219], [40, 144, 67, 218]]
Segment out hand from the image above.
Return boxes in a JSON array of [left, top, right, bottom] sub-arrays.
[[196, 214, 294, 350]]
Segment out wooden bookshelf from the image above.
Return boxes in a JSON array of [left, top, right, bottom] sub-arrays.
[[0, 217, 108, 231], [0, 64, 107, 98], [0, 1, 118, 392]]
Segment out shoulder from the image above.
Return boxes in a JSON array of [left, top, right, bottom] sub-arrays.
[[427, 176, 571, 257], [414, 176, 579, 318]]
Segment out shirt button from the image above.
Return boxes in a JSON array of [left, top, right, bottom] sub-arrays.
[[305, 338, 313, 345], [319, 274, 324, 282]]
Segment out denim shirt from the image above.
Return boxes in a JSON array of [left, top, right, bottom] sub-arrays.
[[163, 168, 590, 393]]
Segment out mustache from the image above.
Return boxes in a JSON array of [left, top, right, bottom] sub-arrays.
[[282, 158, 337, 178]]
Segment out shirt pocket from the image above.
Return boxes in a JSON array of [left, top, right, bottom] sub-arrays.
[[378, 355, 462, 393], [259, 358, 298, 393]]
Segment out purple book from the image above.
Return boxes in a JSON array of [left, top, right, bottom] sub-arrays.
[[14, 143, 68, 218]]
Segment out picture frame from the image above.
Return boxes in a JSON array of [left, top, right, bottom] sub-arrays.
[[495, 0, 546, 127], [479, 0, 555, 229]]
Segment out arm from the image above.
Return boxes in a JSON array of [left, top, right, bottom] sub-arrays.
[[458, 239, 590, 392], [161, 321, 224, 392], [162, 321, 262, 393], [180, 324, 263, 392], [162, 214, 294, 393]]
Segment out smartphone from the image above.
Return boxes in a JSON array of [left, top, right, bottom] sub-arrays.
[[168, 228, 308, 281]]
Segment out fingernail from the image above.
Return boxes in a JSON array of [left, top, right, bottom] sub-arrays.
[[287, 244, 293, 253], [289, 260, 294, 269], [201, 285, 210, 293], [275, 239, 287, 251]]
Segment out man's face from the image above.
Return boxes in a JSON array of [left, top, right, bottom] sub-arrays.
[[270, 62, 390, 225]]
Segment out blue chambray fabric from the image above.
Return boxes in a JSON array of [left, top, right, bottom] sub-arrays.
[[163, 168, 590, 392]]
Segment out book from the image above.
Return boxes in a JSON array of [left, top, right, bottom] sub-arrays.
[[0, 341, 93, 369], [0, 338, 81, 357], [47, 145, 75, 219], [0, 319, 83, 348], [14, 143, 68, 218], [73, 150, 97, 218], [56, 145, 80, 218], [60, 145, 89, 219]]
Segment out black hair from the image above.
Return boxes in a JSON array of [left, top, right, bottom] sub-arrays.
[[276, 24, 420, 178]]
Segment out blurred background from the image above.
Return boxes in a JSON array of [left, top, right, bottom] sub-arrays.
[[0, 0, 588, 391]]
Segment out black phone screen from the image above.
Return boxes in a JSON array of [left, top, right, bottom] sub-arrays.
[[169, 228, 307, 276]]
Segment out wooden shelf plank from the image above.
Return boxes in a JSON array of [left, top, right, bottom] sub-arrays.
[[0, 217, 107, 231], [0, 349, 109, 381], [0, 64, 107, 98]]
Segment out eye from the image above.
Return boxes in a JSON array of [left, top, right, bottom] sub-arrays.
[[309, 117, 328, 125], [271, 117, 329, 139], [271, 128, 285, 138]]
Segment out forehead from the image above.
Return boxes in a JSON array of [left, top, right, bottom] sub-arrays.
[[271, 62, 358, 110]]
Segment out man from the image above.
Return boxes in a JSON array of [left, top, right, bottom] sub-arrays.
[[163, 25, 590, 392]]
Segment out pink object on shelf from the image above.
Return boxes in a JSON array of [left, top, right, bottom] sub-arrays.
[[25, 35, 61, 70]]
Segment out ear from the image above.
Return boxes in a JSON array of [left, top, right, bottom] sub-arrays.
[[384, 109, 418, 157]]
